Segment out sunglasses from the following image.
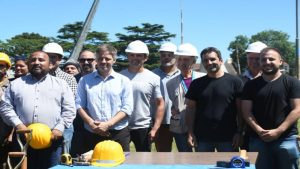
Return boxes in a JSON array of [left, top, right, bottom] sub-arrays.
[[79, 58, 95, 63]]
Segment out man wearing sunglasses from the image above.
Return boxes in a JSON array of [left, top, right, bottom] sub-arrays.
[[75, 50, 96, 82]]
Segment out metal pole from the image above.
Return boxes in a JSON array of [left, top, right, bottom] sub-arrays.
[[180, 0, 183, 44], [67, 0, 100, 62], [236, 47, 241, 75], [296, 0, 300, 78]]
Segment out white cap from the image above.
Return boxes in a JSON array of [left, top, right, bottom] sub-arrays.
[[245, 41, 267, 53], [158, 42, 177, 53], [125, 40, 149, 55], [42, 42, 64, 56], [175, 43, 198, 57]]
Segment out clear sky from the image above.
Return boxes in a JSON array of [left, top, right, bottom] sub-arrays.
[[0, 0, 296, 60]]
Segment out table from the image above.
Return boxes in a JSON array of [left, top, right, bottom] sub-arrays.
[[51, 152, 257, 169]]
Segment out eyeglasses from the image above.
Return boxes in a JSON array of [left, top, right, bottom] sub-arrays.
[[79, 58, 95, 63]]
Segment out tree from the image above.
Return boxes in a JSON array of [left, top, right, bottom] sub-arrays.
[[56, 21, 109, 56], [113, 23, 176, 71], [228, 30, 295, 75], [4, 33, 50, 57], [228, 35, 249, 74]]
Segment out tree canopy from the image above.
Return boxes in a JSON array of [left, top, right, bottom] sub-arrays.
[[113, 23, 176, 70], [228, 30, 295, 75]]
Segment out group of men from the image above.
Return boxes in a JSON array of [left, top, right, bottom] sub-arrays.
[[0, 40, 299, 169]]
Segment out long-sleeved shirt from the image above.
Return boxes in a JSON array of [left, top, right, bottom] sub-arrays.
[[76, 70, 133, 131], [0, 74, 76, 132], [52, 67, 77, 97]]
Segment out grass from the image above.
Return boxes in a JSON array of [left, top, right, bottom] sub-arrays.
[[129, 139, 178, 152]]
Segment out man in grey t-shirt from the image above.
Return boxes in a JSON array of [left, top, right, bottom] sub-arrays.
[[152, 42, 180, 152], [121, 40, 164, 152]]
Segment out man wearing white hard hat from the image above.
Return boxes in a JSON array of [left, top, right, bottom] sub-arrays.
[[239, 41, 267, 151], [42, 42, 77, 154], [166, 43, 205, 152], [152, 42, 180, 152], [241, 41, 267, 82], [120, 40, 165, 152], [186, 47, 243, 152]]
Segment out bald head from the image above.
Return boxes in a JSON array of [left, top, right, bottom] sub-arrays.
[[28, 51, 50, 80]]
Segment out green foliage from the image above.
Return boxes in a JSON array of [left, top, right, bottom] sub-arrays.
[[228, 30, 296, 75], [228, 35, 249, 73], [4, 33, 50, 57], [113, 23, 176, 70], [56, 21, 109, 54]]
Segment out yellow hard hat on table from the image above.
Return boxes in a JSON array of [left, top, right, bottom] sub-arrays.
[[91, 140, 125, 167]]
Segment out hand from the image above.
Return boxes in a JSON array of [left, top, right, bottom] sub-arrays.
[[16, 123, 27, 131], [51, 129, 63, 141], [148, 128, 158, 142], [171, 106, 180, 116], [259, 129, 282, 142], [232, 133, 243, 150], [91, 121, 110, 137], [187, 132, 197, 148]]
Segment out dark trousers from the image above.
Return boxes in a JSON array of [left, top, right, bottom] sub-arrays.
[[154, 124, 173, 152], [130, 128, 151, 152], [27, 138, 63, 169], [82, 127, 130, 153]]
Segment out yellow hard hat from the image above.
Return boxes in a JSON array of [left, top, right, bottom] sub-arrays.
[[0, 52, 12, 68], [27, 123, 52, 149], [91, 140, 125, 167]]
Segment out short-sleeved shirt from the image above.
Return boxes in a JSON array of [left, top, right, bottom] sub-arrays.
[[152, 68, 180, 124], [185, 73, 243, 141], [120, 69, 162, 129], [76, 70, 133, 131], [241, 74, 300, 138]]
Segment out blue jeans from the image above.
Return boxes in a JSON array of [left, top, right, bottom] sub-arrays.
[[172, 132, 192, 152], [63, 124, 74, 154], [195, 141, 236, 152], [249, 135, 299, 169]]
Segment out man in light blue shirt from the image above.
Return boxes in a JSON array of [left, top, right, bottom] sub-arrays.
[[76, 44, 133, 152], [0, 51, 76, 169]]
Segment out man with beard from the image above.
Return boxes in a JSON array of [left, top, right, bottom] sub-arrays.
[[76, 44, 133, 152], [152, 42, 180, 152], [185, 47, 243, 152], [0, 51, 76, 169], [166, 43, 205, 152], [71, 50, 96, 156], [75, 50, 96, 82], [121, 40, 164, 152], [241, 47, 300, 169]]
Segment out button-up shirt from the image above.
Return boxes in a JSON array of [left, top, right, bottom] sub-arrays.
[[0, 74, 76, 132], [76, 70, 133, 131]]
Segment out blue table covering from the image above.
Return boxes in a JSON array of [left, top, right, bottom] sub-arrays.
[[51, 164, 256, 169]]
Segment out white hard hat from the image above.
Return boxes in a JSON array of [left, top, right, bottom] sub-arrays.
[[175, 43, 198, 57], [125, 40, 149, 55], [42, 42, 64, 56], [245, 41, 267, 53], [158, 42, 177, 53]]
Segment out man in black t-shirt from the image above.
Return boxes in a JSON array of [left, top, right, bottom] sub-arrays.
[[241, 47, 300, 169], [185, 47, 243, 152]]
